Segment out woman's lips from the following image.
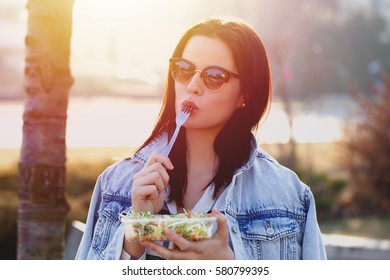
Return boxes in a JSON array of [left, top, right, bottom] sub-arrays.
[[182, 100, 198, 112]]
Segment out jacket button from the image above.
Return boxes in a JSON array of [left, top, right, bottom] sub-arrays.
[[266, 227, 275, 235], [232, 225, 239, 233]]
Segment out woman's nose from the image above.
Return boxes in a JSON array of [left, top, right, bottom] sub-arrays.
[[186, 71, 203, 95]]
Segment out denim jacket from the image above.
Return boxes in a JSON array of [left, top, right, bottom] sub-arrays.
[[75, 132, 327, 260]]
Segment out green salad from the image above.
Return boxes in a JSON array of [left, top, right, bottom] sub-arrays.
[[121, 210, 216, 241]]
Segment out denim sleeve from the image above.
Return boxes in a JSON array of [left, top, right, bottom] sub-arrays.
[[302, 187, 327, 260], [74, 172, 105, 260]]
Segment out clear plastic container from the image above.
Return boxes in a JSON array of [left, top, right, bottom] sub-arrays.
[[120, 211, 217, 242]]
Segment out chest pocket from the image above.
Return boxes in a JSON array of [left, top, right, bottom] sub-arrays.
[[238, 215, 300, 260], [92, 196, 131, 259]]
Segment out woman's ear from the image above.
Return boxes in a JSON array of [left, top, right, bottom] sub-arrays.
[[237, 95, 246, 108]]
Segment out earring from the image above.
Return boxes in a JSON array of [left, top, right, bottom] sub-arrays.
[[241, 102, 246, 108]]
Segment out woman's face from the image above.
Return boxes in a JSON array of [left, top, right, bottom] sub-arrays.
[[174, 35, 243, 133]]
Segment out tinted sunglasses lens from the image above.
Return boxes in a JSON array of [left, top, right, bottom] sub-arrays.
[[171, 60, 194, 83], [202, 68, 227, 90]]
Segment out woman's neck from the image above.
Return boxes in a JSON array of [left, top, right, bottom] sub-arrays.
[[185, 128, 219, 181], [181, 128, 219, 210]]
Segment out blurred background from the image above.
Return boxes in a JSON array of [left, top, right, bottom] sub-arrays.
[[1, 0, 390, 259]]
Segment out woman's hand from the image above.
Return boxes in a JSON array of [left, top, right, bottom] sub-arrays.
[[140, 208, 234, 260], [131, 152, 174, 214]]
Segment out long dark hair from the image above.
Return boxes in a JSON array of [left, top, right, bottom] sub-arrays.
[[136, 17, 272, 206]]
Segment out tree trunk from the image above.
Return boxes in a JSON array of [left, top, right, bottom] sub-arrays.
[[273, 39, 297, 171], [18, 0, 74, 260]]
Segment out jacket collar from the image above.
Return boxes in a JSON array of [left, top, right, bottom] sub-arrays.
[[133, 132, 168, 164]]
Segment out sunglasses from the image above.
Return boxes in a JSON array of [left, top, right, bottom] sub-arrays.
[[169, 57, 239, 91]]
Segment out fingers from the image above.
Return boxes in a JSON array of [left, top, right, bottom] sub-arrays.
[[144, 152, 174, 170], [208, 209, 235, 260], [165, 230, 191, 252], [140, 230, 194, 260], [211, 208, 229, 242], [133, 170, 166, 194], [134, 153, 173, 188], [132, 185, 160, 200], [131, 153, 174, 213], [141, 221, 233, 260], [140, 239, 189, 260]]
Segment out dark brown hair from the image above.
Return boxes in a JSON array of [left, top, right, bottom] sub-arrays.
[[137, 17, 272, 206]]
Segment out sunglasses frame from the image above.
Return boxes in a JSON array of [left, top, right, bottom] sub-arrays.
[[169, 57, 239, 92]]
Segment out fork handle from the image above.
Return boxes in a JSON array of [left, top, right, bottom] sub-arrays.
[[163, 124, 181, 157]]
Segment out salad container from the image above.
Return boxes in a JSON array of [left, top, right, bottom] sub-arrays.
[[120, 211, 217, 242]]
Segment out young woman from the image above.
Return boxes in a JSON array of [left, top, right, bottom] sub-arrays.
[[76, 16, 327, 260]]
